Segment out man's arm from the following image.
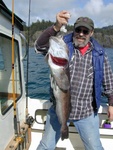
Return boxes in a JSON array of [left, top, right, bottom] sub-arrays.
[[103, 54, 113, 121], [34, 26, 58, 55], [34, 10, 71, 55]]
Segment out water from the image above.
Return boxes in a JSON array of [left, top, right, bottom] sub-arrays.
[[23, 47, 50, 100], [24, 47, 113, 102]]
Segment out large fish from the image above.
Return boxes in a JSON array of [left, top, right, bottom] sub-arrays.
[[46, 35, 71, 140]]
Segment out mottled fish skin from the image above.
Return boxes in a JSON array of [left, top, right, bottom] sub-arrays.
[[46, 36, 71, 140]]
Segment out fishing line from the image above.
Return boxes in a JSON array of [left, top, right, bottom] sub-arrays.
[[24, 0, 34, 144], [25, 0, 31, 116]]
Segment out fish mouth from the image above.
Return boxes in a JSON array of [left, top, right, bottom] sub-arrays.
[[50, 54, 68, 66]]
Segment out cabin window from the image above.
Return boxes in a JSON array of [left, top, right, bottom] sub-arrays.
[[0, 34, 22, 115]]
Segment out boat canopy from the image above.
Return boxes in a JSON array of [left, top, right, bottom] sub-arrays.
[[0, 0, 25, 31]]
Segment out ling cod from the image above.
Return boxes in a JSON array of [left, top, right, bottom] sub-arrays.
[[46, 35, 71, 140]]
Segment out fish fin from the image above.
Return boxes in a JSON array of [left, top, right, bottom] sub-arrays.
[[45, 53, 49, 63], [50, 75, 58, 90]]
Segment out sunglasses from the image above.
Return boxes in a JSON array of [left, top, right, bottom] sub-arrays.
[[75, 27, 90, 35]]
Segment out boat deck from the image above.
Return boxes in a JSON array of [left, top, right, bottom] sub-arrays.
[[29, 129, 113, 150], [28, 98, 113, 150]]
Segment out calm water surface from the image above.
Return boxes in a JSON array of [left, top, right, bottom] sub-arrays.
[[24, 47, 113, 103]]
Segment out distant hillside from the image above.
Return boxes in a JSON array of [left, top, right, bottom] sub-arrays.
[[93, 33, 113, 48], [102, 25, 113, 30], [23, 21, 113, 48], [93, 26, 113, 48]]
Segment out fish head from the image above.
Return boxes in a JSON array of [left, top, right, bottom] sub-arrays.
[[48, 36, 69, 62], [48, 54, 70, 91], [45, 35, 70, 91]]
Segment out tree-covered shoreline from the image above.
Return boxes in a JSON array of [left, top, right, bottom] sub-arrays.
[[23, 20, 113, 48]]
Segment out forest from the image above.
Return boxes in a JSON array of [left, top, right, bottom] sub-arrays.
[[23, 20, 113, 48]]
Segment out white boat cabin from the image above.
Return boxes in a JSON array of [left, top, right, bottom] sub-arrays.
[[0, 1, 31, 150]]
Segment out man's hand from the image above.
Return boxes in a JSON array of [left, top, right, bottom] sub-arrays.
[[53, 10, 71, 32], [108, 106, 113, 121]]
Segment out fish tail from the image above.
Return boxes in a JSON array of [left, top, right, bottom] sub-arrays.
[[61, 125, 69, 140]]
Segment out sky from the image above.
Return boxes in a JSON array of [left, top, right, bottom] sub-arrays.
[[3, 0, 113, 28]]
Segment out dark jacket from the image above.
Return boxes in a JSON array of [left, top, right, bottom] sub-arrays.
[[63, 33, 104, 111]]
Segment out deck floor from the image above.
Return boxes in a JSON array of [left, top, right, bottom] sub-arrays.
[[29, 130, 113, 150]]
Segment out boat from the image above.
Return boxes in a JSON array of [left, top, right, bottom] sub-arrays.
[[0, 1, 113, 150]]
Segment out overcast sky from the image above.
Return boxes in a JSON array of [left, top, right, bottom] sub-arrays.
[[3, 0, 113, 28]]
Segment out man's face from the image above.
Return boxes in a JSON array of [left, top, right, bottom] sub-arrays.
[[73, 26, 94, 47]]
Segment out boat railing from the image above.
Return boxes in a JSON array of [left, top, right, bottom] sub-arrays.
[[28, 99, 113, 138]]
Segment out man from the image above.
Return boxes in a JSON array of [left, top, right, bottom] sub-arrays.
[[34, 10, 113, 150]]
